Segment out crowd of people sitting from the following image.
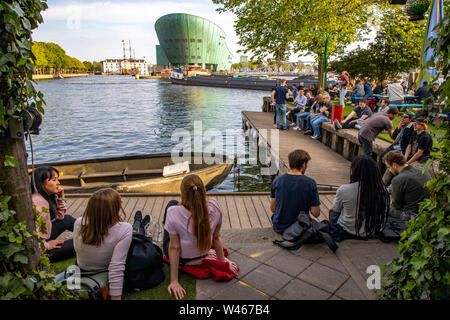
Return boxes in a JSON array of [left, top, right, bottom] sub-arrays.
[[270, 148, 431, 242], [32, 170, 238, 300], [30, 73, 440, 301]]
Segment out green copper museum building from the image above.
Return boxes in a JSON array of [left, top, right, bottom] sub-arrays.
[[155, 13, 233, 71]]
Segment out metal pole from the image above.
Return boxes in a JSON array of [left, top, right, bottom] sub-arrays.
[[322, 32, 329, 93]]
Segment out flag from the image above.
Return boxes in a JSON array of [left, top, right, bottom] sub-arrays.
[[418, 0, 444, 85]]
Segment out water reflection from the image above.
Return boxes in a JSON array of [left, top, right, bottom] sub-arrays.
[[30, 75, 274, 191]]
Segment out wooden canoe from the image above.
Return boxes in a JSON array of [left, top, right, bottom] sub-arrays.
[[28, 153, 233, 194]]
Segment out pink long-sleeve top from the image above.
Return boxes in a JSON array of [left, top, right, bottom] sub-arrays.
[[73, 218, 132, 297], [32, 193, 67, 251]]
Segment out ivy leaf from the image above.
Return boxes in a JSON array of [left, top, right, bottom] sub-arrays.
[[437, 227, 449, 239], [13, 253, 28, 265], [0, 243, 23, 259], [4, 155, 18, 167]]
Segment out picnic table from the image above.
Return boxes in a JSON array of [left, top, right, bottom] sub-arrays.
[[389, 104, 423, 108]]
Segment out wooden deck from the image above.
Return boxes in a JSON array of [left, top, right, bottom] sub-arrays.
[[242, 111, 351, 187], [65, 192, 336, 230]]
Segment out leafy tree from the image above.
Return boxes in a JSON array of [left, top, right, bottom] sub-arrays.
[[329, 8, 426, 81], [83, 60, 93, 71], [213, 0, 386, 89], [92, 61, 101, 72], [31, 42, 86, 72]]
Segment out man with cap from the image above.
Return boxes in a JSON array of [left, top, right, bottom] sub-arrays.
[[405, 118, 433, 166], [379, 110, 416, 184]]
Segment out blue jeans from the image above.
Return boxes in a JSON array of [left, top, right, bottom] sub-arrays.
[[275, 104, 287, 129], [310, 115, 330, 137], [339, 86, 347, 107], [351, 92, 363, 104], [296, 111, 310, 127]]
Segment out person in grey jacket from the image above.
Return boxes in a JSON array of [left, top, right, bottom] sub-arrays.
[[383, 150, 431, 221]]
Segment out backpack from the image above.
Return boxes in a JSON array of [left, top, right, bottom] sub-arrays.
[[273, 211, 338, 252], [54, 267, 109, 300], [123, 233, 165, 291]]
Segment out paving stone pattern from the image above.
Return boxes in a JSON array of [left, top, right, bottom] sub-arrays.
[[196, 231, 399, 301]]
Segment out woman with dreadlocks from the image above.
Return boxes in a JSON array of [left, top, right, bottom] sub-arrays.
[[329, 156, 390, 242]]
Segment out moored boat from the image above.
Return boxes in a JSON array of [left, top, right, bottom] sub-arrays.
[[28, 153, 233, 194], [170, 74, 333, 91]]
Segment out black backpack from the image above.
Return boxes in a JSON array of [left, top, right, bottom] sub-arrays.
[[123, 233, 165, 291], [273, 211, 338, 252]]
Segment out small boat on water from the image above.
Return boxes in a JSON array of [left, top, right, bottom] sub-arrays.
[[28, 153, 233, 194]]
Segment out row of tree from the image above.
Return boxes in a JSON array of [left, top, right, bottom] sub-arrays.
[[214, 0, 427, 88], [31, 41, 101, 74]]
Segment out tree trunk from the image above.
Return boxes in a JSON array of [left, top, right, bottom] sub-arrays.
[[317, 55, 324, 93], [0, 133, 40, 269]]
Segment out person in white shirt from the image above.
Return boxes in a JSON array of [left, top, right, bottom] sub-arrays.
[[287, 88, 307, 124], [387, 80, 405, 104]]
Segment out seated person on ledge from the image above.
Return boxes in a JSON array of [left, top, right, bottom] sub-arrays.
[[74, 188, 133, 301], [303, 93, 333, 139], [294, 91, 320, 130], [329, 156, 390, 242], [31, 166, 76, 263], [383, 150, 431, 221], [163, 174, 238, 300], [287, 88, 307, 123], [377, 99, 390, 114], [270, 149, 320, 234], [334, 98, 372, 130]]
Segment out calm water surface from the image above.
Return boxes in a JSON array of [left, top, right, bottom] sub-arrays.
[[30, 75, 276, 191]]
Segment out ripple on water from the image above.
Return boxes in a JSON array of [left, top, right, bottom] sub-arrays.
[[30, 76, 274, 191]]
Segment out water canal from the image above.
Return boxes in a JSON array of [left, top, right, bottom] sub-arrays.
[[29, 75, 277, 192]]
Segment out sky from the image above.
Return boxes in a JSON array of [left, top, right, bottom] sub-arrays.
[[32, 0, 376, 64]]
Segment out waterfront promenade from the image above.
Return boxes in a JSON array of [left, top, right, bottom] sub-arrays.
[[242, 111, 351, 187], [32, 73, 90, 80]]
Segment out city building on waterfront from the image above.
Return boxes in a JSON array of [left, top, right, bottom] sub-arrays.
[[154, 13, 233, 71], [101, 59, 149, 75]]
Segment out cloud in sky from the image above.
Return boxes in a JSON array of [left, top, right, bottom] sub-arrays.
[[33, 0, 244, 63], [33, 0, 376, 64]]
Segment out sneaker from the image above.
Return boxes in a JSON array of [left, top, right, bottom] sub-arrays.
[[142, 214, 151, 236], [334, 119, 342, 130], [293, 126, 300, 131], [303, 130, 313, 135], [311, 135, 321, 140], [132, 210, 143, 232], [289, 123, 296, 127]]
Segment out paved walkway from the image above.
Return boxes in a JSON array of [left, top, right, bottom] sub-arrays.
[[242, 111, 351, 187], [196, 228, 398, 300]]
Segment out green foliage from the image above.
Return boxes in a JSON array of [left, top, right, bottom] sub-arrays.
[[379, 11, 449, 300], [213, 0, 385, 60], [31, 41, 86, 72], [0, 0, 76, 300], [329, 8, 426, 80]]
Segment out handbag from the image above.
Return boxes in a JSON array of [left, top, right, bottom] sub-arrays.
[[123, 233, 165, 291], [273, 211, 338, 252], [54, 268, 109, 300]]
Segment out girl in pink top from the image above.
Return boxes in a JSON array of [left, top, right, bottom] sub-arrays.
[[31, 166, 76, 262], [163, 174, 238, 300]]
